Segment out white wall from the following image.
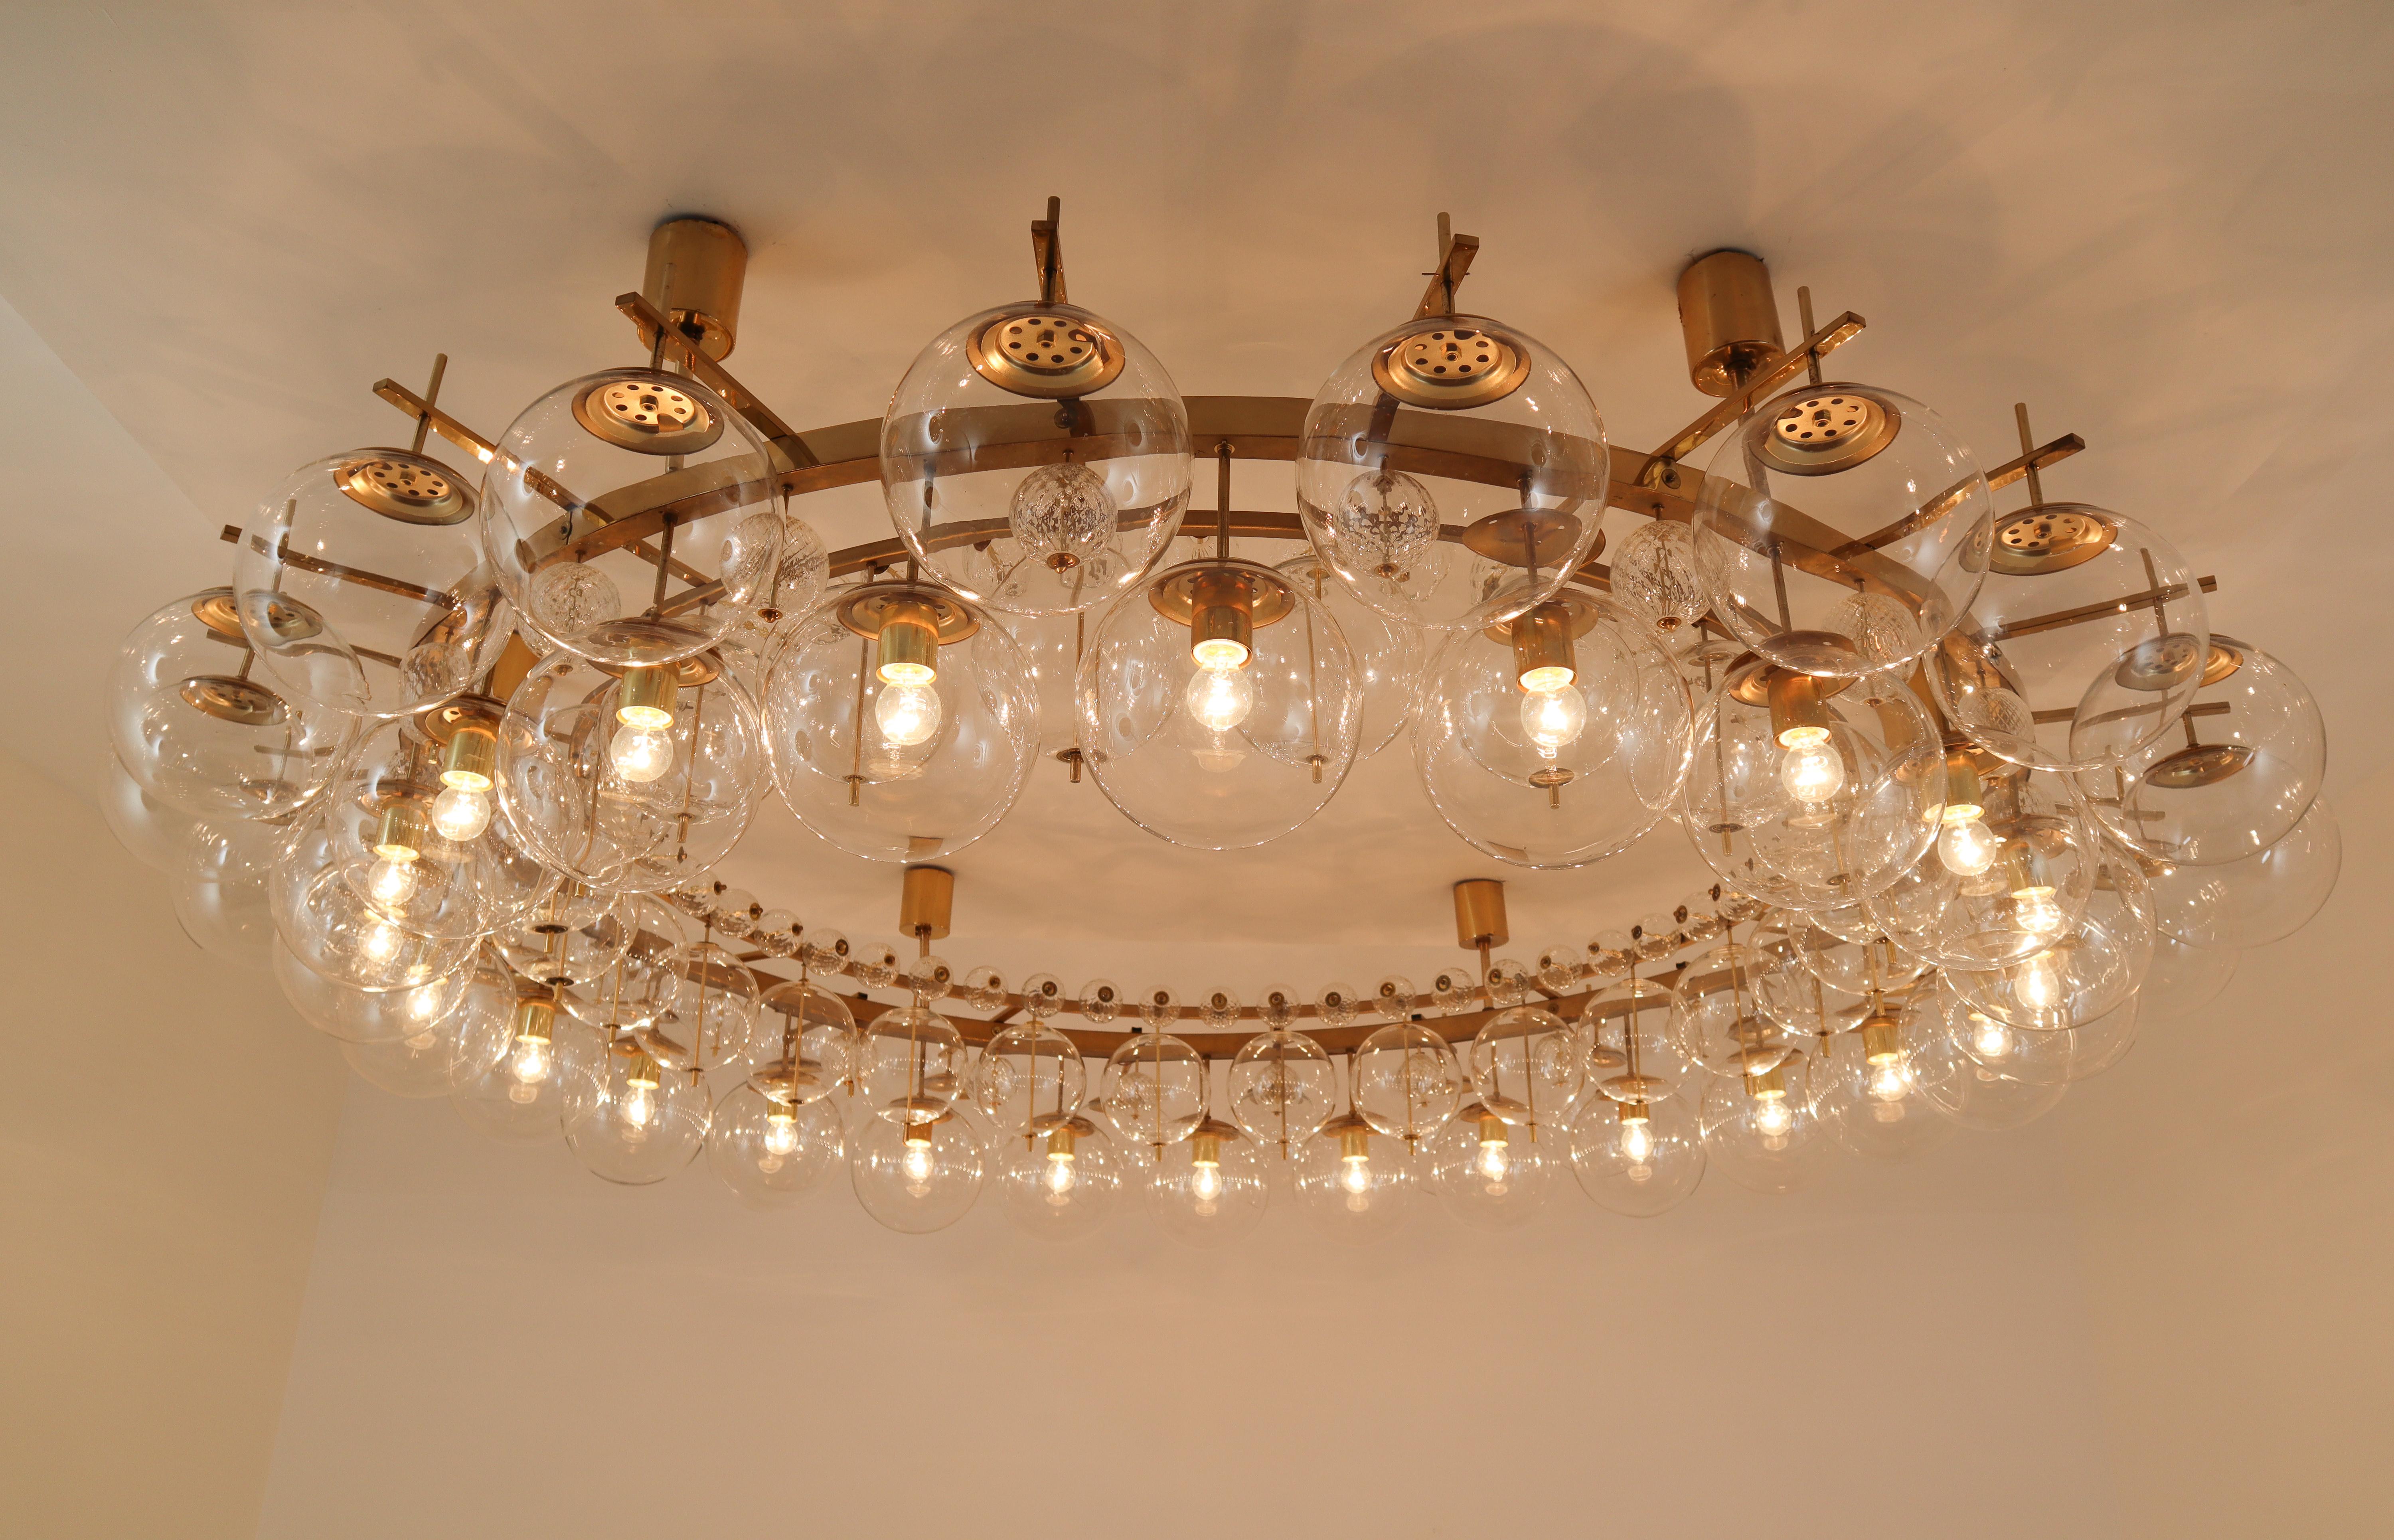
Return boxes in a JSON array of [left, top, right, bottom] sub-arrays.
[[0, 749, 348, 1539]]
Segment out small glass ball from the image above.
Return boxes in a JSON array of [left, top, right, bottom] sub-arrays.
[[707, 1084, 844, 1209], [749, 909, 800, 956], [1427, 967, 1477, 1016], [1315, 982, 1362, 1030], [1134, 986, 1180, 1031], [1142, 1119, 1269, 1246], [1586, 932, 1634, 981], [1274, 552, 1428, 760], [907, 955, 954, 1003], [563, 1044, 710, 1185], [1078, 978, 1124, 1025], [1294, 1115, 1418, 1240], [857, 1005, 970, 1124], [752, 977, 856, 1107], [1100, 1032, 1208, 1147], [1226, 1028, 1338, 1156], [708, 888, 762, 936], [1256, 985, 1302, 1031], [2147, 796, 2340, 952], [1691, 382, 1991, 678], [1606, 518, 1712, 644], [1371, 976, 1418, 1021], [273, 935, 471, 1046], [800, 928, 850, 974], [1351, 1023, 1464, 1142], [108, 589, 352, 821], [957, 965, 1009, 1013], [992, 1114, 1122, 1240], [1468, 1005, 1586, 1131], [233, 454, 512, 717], [1569, 1092, 1705, 1216], [849, 1112, 984, 1234], [1536, 944, 1587, 993], [1699, 1051, 1827, 1194], [1483, 959, 1532, 1009], [1296, 313, 1608, 632], [1194, 986, 1242, 1031], [1794, 927, 1930, 998], [1019, 973, 1067, 1019], [481, 367, 780, 666], [972, 1021, 1085, 1136], [1430, 1107, 1558, 1230]]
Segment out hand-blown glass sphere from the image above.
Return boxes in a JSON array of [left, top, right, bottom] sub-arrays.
[[1351, 1023, 1464, 1144], [1569, 1090, 1705, 1216], [849, 1111, 984, 1234], [1143, 1118, 1270, 1245], [764, 583, 1037, 863], [1100, 1032, 1210, 1147], [2143, 796, 2340, 952], [1699, 1049, 1826, 1194], [1865, 762, 2104, 969], [480, 367, 780, 666], [992, 1113, 1122, 1240], [1430, 1104, 1558, 1230], [1807, 1003, 1956, 1163], [1295, 314, 1609, 632], [879, 302, 1191, 616], [1606, 519, 1712, 644], [1274, 552, 1427, 760], [1225, 1027, 1339, 1159], [1077, 558, 1362, 849], [564, 1042, 711, 1185], [1691, 383, 1990, 679], [340, 958, 517, 1099], [233, 452, 512, 719], [108, 590, 351, 822], [707, 1083, 844, 1210], [175, 817, 281, 967], [1946, 849, 2153, 1031]]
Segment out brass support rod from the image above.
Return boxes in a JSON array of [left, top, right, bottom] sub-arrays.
[[1987, 575, 2217, 644], [410, 353, 447, 456], [615, 290, 814, 469], [2015, 403, 2045, 507], [219, 526, 458, 610], [1837, 432, 2086, 555], [1032, 195, 1066, 307], [1414, 213, 1480, 320]]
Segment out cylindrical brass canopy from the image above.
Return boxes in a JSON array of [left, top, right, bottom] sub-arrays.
[[644, 217, 747, 361], [1187, 567, 1256, 665], [1453, 878, 1509, 950], [1677, 249, 1784, 397], [1510, 600, 1577, 691], [616, 665, 678, 729], [875, 596, 942, 684], [1860, 1015, 1902, 1064], [1766, 670, 1837, 744], [512, 996, 556, 1043], [441, 723, 499, 791], [899, 865, 955, 941]]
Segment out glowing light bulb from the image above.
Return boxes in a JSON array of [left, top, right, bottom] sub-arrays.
[[609, 721, 677, 783], [1472, 1126, 1512, 1186], [1867, 1060, 1911, 1102], [361, 917, 404, 965], [1519, 684, 1586, 757], [1970, 1013, 2015, 1060], [510, 1037, 552, 1086], [1185, 662, 1254, 733], [1339, 1153, 1373, 1196], [621, 1082, 656, 1132], [1043, 1148, 1078, 1205], [1938, 805, 1999, 876], [901, 1132, 936, 1193], [2016, 951, 2064, 1014], [430, 784, 492, 841], [366, 853, 419, 908], [2012, 885, 2065, 937], [1620, 1117, 1655, 1165], [874, 681, 942, 747], [1753, 1091, 1795, 1139], [404, 984, 446, 1023], [1191, 1159, 1224, 1205], [763, 1112, 799, 1157], [1778, 726, 1845, 804]]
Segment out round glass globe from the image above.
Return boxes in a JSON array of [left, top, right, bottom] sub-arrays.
[[2147, 796, 2340, 950], [272, 934, 470, 1045], [752, 977, 856, 1108], [1671, 940, 1805, 1080], [1350, 1023, 1464, 1143], [879, 301, 1191, 617], [1606, 518, 1712, 645], [1569, 1091, 1705, 1216], [341, 961, 517, 1098], [1430, 1106, 1558, 1230], [1295, 313, 1608, 633], [857, 1005, 970, 1125], [1142, 1118, 1270, 1246], [1001, 608, 1092, 769], [175, 816, 282, 967], [1793, 925, 1930, 998], [1947, 853, 2153, 1031], [992, 1114, 1122, 1240], [1274, 552, 1426, 759], [1680, 663, 1942, 910], [972, 1021, 1086, 1138], [108, 589, 351, 821], [1925, 505, 2208, 772], [2075, 636, 2325, 868], [1690, 381, 1991, 678], [2138, 934, 2238, 1023], [1912, 998, 2068, 1130], [1808, 1013, 1957, 1162], [707, 1084, 845, 1210], [1100, 1032, 1209, 1147], [849, 1111, 984, 1234], [764, 583, 1037, 863], [493, 885, 632, 993], [269, 823, 477, 995], [564, 1043, 710, 1185], [1414, 594, 1692, 868], [1698, 1052, 1827, 1195], [499, 650, 765, 892], [1294, 1113, 1419, 1240], [103, 750, 198, 871], [1750, 918, 1868, 1039], [1865, 762, 2103, 969], [1581, 975, 1695, 1106], [480, 366, 781, 665], [1225, 1027, 1339, 1158], [1077, 557, 1362, 849], [1943, 974, 2140, 1087], [1468, 1005, 1587, 1131], [632, 940, 763, 1072], [557, 894, 683, 1032], [450, 999, 604, 1145]]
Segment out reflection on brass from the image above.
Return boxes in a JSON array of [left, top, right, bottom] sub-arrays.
[[1457, 506, 1590, 570], [1722, 651, 1857, 707], [1751, 388, 1900, 476], [572, 375, 724, 455], [967, 310, 1124, 399], [1371, 320, 1531, 410], [2112, 632, 2204, 692], [336, 454, 475, 526], [1989, 504, 2117, 576], [1146, 561, 1294, 629], [1677, 249, 1784, 396]]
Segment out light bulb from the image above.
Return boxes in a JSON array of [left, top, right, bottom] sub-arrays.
[[1191, 1159, 1224, 1204], [1339, 1153, 1373, 1196], [610, 721, 677, 782], [1937, 806, 1999, 876], [1185, 662, 1254, 733], [901, 1132, 937, 1194], [430, 784, 493, 842], [1472, 1127, 1512, 1185], [763, 1112, 799, 1157], [874, 681, 942, 747], [1778, 726, 1845, 804], [1753, 1090, 1795, 1138], [1866, 1060, 1911, 1102], [1620, 1117, 1655, 1165], [2012, 885, 2065, 937], [2016, 951, 2063, 1013], [621, 1082, 657, 1132], [509, 1037, 552, 1086], [1970, 1013, 2015, 1060], [1519, 683, 1586, 757], [404, 983, 446, 1023], [1043, 1148, 1078, 1205], [361, 916, 405, 965], [366, 853, 419, 908]]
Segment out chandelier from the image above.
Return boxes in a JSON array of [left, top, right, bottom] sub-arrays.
[[104, 205, 2337, 1240]]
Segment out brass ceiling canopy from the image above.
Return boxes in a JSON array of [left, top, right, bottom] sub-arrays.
[[967, 310, 1125, 399], [642, 216, 747, 361], [1750, 387, 1902, 475], [1989, 503, 2117, 575], [335, 453, 475, 526], [1677, 249, 1785, 396], [572, 375, 724, 454], [1371, 320, 1531, 409]]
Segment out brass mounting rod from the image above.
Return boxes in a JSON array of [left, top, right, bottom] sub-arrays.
[[1640, 307, 1868, 476], [1414, 212, 1480, 320], [1032, 195, 1066, 306]]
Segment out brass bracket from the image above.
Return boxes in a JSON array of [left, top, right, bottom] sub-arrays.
[[1639, 307, 1868, 482], [1414, 212, 1480, 320], [613, 291, 815, 472], [1031, 195, 1067, 306]]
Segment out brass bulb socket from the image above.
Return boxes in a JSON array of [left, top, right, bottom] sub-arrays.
[[511, 997, 556, 1044], [1943, 749, 1984, 814], [1509, 600, 1577, 691], [1187, 569, 1256, 666], [875, 597, 942, 684], [1190, 1129, 1223, 1167], [1860, 1017, 1902, 1064], [1616, 1100, 1651, 1126], [903, 1121, 935, 1149], [441, 723, 499, 791], [1337, 1123, 1372, 1163], [625, 1051, 662, 1089], [375, 804, 428, 860], [1766, 671, 1836, 744], [1744, 1064, 1788, 1100], [616, 665, 678, 729], [1046, 1124, 1078, 1161], [1477, 1112, 1509, 1145]]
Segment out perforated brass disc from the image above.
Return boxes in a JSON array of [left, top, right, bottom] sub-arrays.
[[2144, 741, 2256, 788], [571, 377, 724, 455], [1481, 588, 1607, 646], [2112, 632, 2204, 692], [1989, 504, 2118, 575], [336, 454, 475, 526], [966, 311, 1124, 399], [200, 590, 322, 643], [1602, 1073, 1671, 1104], [1371, 322, 1531, 410], [1721, 649, 1859, 705], [1752, 389, 1901, 476], [1458, 507, 1592, 570], [1145, 562, 1296, 628], [177, 674, 287, 726], [834, 584, 982, 644]]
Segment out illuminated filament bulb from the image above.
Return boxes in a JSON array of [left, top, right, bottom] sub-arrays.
[[762, 1104, 800, 1159], [1778, 726, 1845, 804], [2015, 950, 2064, 1015], [1185, 570, 1258, 733], [1189, 1127, 1225, 1214], [1969, 1012, 2015, 1061], [1336, 1120, 1375, 1210], [1041, 1125, 1080, 1206], [506, 999, 555, 1105], [611, 665, 679, 784], [874, 596, 944, 748], [1513, 601, 1584, 756], [1748, 1067, 1796, 1143], [1618, 1103, 1656, 1170], [366, 804, 423, 910], [432, 722, 498, 841], [1472, 1115, 1513, 1190], [2012, 885, 2065, 937], [901, 1123, 937, 1193], [1519, 684, 1586, 757], [1938, 804, 2000, 877], [619, 1053, 661, 1135]]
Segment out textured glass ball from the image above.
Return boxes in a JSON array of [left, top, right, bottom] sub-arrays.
[[1225, 1028, 1338, 1156], [1077, 558, 1362, 850], [1294, 1115, 1418, 1240], [1468, 1005, 1587, 1131], [763, 585, 1037, 863], [1142, 1119, 1270, 1246], [499, 651, 764, 893], [1698, 1051, 1827, 1194], [232, 452, 512, 719], [1351, 1023, 1464, 1142], [1865, 764, 2104, 969], [992, 1114, 1122, 1240], [879, 301, 1190, 617], [2146, 796, 2340, 951], [1274, 552, 1427, 760], [2077, 636, 2326, 869], [1926, 505, 2207, 773], [1430, 1108, 1557, 1230], [480, 367, 780, 666], [1606, 519, 1711, 644], [1100, 1033, 1209, 1147], [108, 590, 352, 822], [563, 1044, 711, 1185], [849, 1112, 984, 1234], [708, 1084, 845, 1209], [1680, 666, 1942, 911], [1690, 382, 1990, 679], [1295, 314, 1608, 633], [1414, 595, 1691, 869], [1569, 1092, 1705, 1216]]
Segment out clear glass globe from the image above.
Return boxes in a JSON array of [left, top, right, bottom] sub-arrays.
[[1077, 557, 1362, 850], [857, 1005, 970, 1125], [102, 750, 198, 872], [1274, 552, 1427, 760], [107, 589, 352, 822], [1414, 594, 1691, 868], [1947, 850, 2153, 1031], [1581, 975, 1696, 1106], [450, 998, 604, 1145], [1569, 1091, 1705, 1216], [1749, 916, 1867, 1039], [1942, 974, 2140, 1087], [1000, 608, 1092, 768], [1225, 1028, 1338, 1159], [1606, 519, 1711, 644], [2138, 934, 2238, 1023], [1926, 505, 2208, 772], [1294, 1114, 1419, 1240], [1430, 1106, 1558, 1230], [480, 366, 780, 665], [231, 453, 511, 719], [1792, 926, 1930, 998], [2145, 796, 2339, 950], [1680, 661, 1942, 911], [849, 1112, 984, 1234], [634, 940, 764, 1072], [1865, 762, 2103, 969], [1690, 382, 1991, 678], [1468, 1006, 1587, 1131], [879, 301, 1191, 617], [1350, 1023, 1463, 1143], [269, 821, 477, 995], [493, 885, 632, 993], [972, 1021, 1086, 1139], [1100, 1032, 1209, 1147], [1295, 313, 1608, 632], [1698, 1050, 1827, 1194], [499, 650, 765, 892], [1912, 995, 2068, 1130], [992, 1114, 1122, 1240], [1671, 940, 1805, 1079], [272, 934, 470, 1045], [2075, 636, 2325, 868], [707, 1084, 844, 1209], [751, 977, 855, 1108], [1142, 1118, 1270, 1246], [764, 583, 1037, 863], [1808, 1011, 1956, 1162], [174, 816, 282, 967], [557, 894, 683, 1032], [563, 1042, 710, 1185], [341, 961, 517, 1098]]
